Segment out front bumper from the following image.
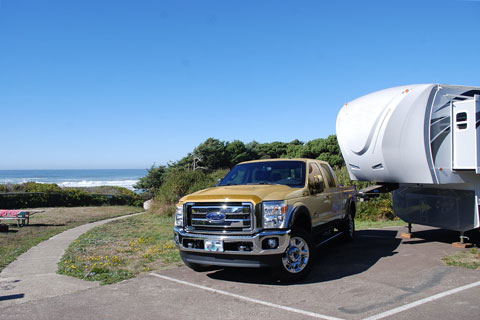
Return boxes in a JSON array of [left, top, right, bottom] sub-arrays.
[[174, 227, 291, 267]]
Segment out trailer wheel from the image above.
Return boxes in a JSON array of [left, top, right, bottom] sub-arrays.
[[274, 228, 315, 282]]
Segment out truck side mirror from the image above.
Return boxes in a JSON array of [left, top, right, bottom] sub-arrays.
[[318, 179, 325, 193], [308, 176, 325, 194]]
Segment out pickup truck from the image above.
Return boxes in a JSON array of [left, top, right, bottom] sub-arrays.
[[173, 158, 357, 282]]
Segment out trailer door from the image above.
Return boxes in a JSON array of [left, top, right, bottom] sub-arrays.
[[452, 95, 480, 172]]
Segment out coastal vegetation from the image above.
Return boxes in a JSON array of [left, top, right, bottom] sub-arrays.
[[0, 206, 141, 272], [136, 135, 395, 222], [0, 183, 144, 209]]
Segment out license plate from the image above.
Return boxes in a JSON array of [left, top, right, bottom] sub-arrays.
[[204, 240, 223, 252]]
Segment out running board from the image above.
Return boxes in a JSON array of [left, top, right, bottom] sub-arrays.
[[315, 231, 344, 248]]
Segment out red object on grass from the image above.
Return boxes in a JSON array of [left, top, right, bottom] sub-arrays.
[[0, 210, 24, 217]]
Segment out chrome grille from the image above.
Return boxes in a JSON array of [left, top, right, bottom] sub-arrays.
[[186, 202, 253, 232]]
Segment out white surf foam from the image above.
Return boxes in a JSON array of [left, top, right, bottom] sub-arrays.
[[57, 180, 139, 190]]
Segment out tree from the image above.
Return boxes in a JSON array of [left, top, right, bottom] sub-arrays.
[[193, 138, 230, 170], [256, 141, 288, 159], [284, 139, 305, 158], [316, 135, 344, 167], [134, 164, 167, 192], [226, 140, 251, 167], [245, 141, 260, 160]]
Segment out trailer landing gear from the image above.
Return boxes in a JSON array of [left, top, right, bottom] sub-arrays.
[[452, 232, 473, 248], [400, 223, 415, 239]]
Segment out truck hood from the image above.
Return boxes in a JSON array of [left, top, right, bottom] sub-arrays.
[[179, 185, 304, 205]]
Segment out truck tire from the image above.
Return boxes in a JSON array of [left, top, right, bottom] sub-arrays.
[[341, 205, 355, 242], [274, 228, 315, 282]]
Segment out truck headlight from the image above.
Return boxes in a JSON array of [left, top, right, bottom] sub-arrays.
[[174, 206, 184, 227], [263, 201, 288, 229]]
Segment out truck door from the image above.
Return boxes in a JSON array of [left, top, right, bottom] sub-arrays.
[[319, 164, 342, 222], [452, 95, 480, 172], [307, 162, 333, 227]]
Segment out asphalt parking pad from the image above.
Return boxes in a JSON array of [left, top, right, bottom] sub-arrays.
[[0, 226, 478, 320], [153, 226, 480, 320]]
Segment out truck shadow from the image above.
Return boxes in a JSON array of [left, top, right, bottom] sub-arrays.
[[206, 229, 401, 285]]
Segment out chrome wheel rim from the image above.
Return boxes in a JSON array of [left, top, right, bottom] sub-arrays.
[[282, 236, 310, 273]]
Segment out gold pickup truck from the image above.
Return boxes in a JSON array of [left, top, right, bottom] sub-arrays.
[[173, 158, 356, 282]]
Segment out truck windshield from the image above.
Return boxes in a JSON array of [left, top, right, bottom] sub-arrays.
[[219, 161, 306, 188]]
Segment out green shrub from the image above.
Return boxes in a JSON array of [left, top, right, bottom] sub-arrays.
[[0, 183, 142, 209], [23, 182, 62, 193], [334, 166, 372, 190], [334, 166, 395, 221], [357, 196, 395, 221], [154, 168, 229, 206], [134, 165, 166, 192]]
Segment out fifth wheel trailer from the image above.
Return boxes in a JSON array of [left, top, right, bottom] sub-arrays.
[[336, 84, 480, 232]]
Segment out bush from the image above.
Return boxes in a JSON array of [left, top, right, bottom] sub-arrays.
[[0, 183, 143, 209], [334, 166, 395, 221], [134, 165, 166, 192], [154, 169, 229, 205], [23, 182, 62, 193], [334, 166, 372, 190], [356, 196, 395, 221]]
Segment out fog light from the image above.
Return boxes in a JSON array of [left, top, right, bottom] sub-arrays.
[[267, 238, 278, 248], [262, 238, 279, 249]]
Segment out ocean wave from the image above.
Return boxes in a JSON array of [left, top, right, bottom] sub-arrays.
[[58, 180, 139, 190], [0, 179, 139, 190], [0, 178, 45, 185]]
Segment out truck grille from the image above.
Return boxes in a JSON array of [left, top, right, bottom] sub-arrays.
[[185, 202, 254, 233]]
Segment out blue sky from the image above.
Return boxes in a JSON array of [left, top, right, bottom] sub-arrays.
[[1, 0, 479, 169]]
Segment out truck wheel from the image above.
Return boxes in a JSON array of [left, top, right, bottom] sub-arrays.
[[275, 228, 315, 282], [341, 207, 355, 242], [182, 259, 212, 272]]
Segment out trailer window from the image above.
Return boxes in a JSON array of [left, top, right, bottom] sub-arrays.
[[456, 112, 467, 122], [456, 112, 468, 130]]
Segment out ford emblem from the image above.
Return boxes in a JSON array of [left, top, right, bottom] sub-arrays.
[[206, 212, 226, 223]]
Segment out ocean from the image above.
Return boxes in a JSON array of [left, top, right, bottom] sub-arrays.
[[0, 169, 147, 191]]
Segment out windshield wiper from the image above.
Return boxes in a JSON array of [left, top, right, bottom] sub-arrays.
[[247, 182, 278, 185]]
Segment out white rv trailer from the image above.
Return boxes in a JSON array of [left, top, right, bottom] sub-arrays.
[[336, 84, 480, 232]]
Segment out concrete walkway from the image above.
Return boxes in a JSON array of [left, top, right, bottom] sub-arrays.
[[0, 211, 144, 307]]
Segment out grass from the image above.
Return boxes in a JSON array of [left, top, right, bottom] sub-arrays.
[[356, 218, 406, 230], [57, 213, 182, 285], [0, 206, 142, 272], [442, 248, 480, 270]]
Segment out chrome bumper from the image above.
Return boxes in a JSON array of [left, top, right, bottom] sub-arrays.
[[174, 227, 290, 255]]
